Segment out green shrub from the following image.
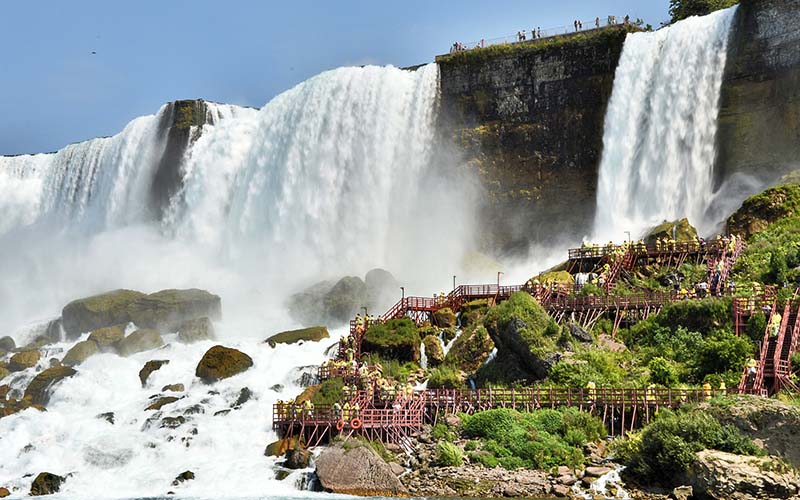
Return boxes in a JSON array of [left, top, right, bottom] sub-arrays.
[[432, 422, 457, 442], [468, 450, 499, 468], [463, 409, 517, 440], [560, 407, 606, 443], [436, 441, 463, 466], [311, 377, 344, 406], [648, 357, 679, 387], [547, 348, 631, 387], [428, 365, 463, 389], [363, 354, 419, 383], [464, 440, 478, 451], [362, 318, 421, 363], [625, 409, 762, 485]]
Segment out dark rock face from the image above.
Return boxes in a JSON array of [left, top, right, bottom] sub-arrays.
[[61, 289, 146, 339], [0, 336, 14, 352], [139, 360, 170, 387], [30, 472, 64, 496], [127, 289, 221, 332], [567, 323, 594, 344], [716, 0, 800, 187], [284, 448, 311, 469], [24, 366, 76, 406], [322, 277, 368, 324], [315, 442, 407, 496], [437, 27, 631, 254], [171, 470, 195, 486], [195, 346, 253, 383]]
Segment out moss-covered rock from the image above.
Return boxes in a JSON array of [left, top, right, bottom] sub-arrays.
[[177, 317, 215, 344], [117, 329, 164, 357], [127, 289, 221, 332], [727, 181, 800, 239], [644, 218, 698, 244], [361, 319, 421, 363], [0, 366, 9, 381], [61, 289, 146, 339], [531, 270, 574, 285], [322, 277, 368, 325], [422, 336, 445, 367], [145, 396, 181, 411], [24, 366, 76, 406], [87, 325, 126, 352], [460, 299, 489, 328], [61, 340, 100, 367], [445, 325, 495, 373], [195, 345, 253, 383], [139, 359, 169, 387], [8, 350, 40, 372], [30, 472, 65, 496], [265, 436, 303, 457], [0, 337, 15, 352], [265, 326, 329, 347], [483, 292, 559, 380], [433, 308, 457, 328]]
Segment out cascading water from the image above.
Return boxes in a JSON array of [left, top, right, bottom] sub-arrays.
[[592, 7, 737, 241], [0, 64, 477, 498]]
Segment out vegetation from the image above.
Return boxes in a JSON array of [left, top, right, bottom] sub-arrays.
[[459, 407, 604, 469], [310, 377, 344, 406], [619, 408, 762, 485], [428, 365, 463, 389], [362, 318, 421, 363], [669, 0, 739, 23], [483, 292, 560, 358], [436, 441, 464, 466]]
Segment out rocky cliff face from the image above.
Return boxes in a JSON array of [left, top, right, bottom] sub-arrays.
[[715, 0, 800, 187], [436, 27, 632, 254]]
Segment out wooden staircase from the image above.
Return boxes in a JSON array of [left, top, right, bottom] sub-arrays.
[[603, 248, 635, 292], [740, 300, 800, 395]]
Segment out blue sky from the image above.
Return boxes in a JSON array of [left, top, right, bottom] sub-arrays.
[[0, 1, 669, 155]]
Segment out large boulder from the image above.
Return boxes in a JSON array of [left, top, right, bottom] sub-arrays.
[[40, 319, 63, 344], [8, 350, 40, 372], [361, 318, 421, 363], [364, 268, 400, 311], [284, 448, 311, 469], [61, 340, 100, 367], [139, 360, 169, 387], [433, 308, 457, 328], [117, 329, 164, 357], [62, 289, 146, 339], [195, 346, 253, 383], [24, 366, 77, 406], [265, 326, 329, 347], [30, 472, 65, 496], [422, 336, 444, 367], [177, 317, 215, 343], [315, 442, 406, 496], [644, 218, 698, 244], [87, 325, 126, 352], [0, 336, 14, 352], [287, 280, 335, 327], [322, 277, 367, 325], [727, 180, 800, 239], [688, 450, 800, 500], [445, 325, 494, 372], [127, 289, 221, 332], [264, 437, 302, 457]]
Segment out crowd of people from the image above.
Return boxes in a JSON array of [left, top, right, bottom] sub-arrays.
[[449, 14, 632, 55]]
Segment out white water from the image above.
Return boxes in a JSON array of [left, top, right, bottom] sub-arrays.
[[593, 7, 737, 241], [0, 64, 479, 498]]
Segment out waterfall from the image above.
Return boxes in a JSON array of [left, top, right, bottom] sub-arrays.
[[593, 7, 737, 241]]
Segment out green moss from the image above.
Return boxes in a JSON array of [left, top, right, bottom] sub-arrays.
[[445, 325, 494, 372], [422, 335, 444, 367], [644, 218, 698, 244], [436, 441, 464, 466], [361, 318, 421, 363], [174, 101, 199, 130], [265, 326, 329, 346], [428, 365, 463, 389], [483, 292, 559, 359], [310, 377, 344, 406]]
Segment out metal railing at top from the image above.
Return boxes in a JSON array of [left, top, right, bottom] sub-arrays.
[[442, 16, 638, 56], [567, 240, 731, 260]]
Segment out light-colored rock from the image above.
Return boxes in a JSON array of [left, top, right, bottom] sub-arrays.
[[117, 329, 164, 357], [87, 325, 126, 352], [127, 289, 221, 332], [177, 317, 215, 343], [62, 340, 100, 366], [316, 442, 406, 496], [24, 366, 76, 406], [671, 485, 693, 500], [61, 289, 145, 339], [689, 450, 800, 500], [162, 383, 184, 392], [8, 350, 40, 372]]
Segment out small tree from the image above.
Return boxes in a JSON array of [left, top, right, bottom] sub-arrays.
[[648, 357, 679, 387]]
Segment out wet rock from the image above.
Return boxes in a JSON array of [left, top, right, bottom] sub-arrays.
[[0, 487, 9, 498], [30, 472, 64, 496], [87, 325, 126, 352], [146, 396, 180, 411], [9, 350, 40, 372], [48, 358, 61, 368], [62, 289, 146, 339], [234, 387, 252, 407], [568, 323, 594, 344], [127, 289, 221, 332], [422, 335, 444, 367], [162, 383, 184, 392], [671, 485, 693, 500], [265, 437, 302, 457], [195, 345, 253, 383], [265, 326, 329, 347], [41, 319, 63, 344], [433, 308, 457, 328], [270, 384, 284, 392], [0, 366, 8, 381], [0, 385, 9, 399], [117, 328, 164, 357], [24, 366, 76, 406], [0, 336, 15, 352], [214, 409, 231, 417], [0, 398, 45, 419], [161, 416, 186, 429], [183, 404, 205, 415], [389, 462, 405, 476], [139, 360, 170, 387], [62, 340, 100, 366], [727, 182, 800, 239], [584, 466, 611, 477], [690, 450, 800, 500], [177, 317, 215, 343], [316, 442, 406, 496], [644, 218, 698, 245], [97, 412, 115, 424], [172, 471, 195, 486], [284, 448, 311, 469], [322, 276, 368, 325]]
